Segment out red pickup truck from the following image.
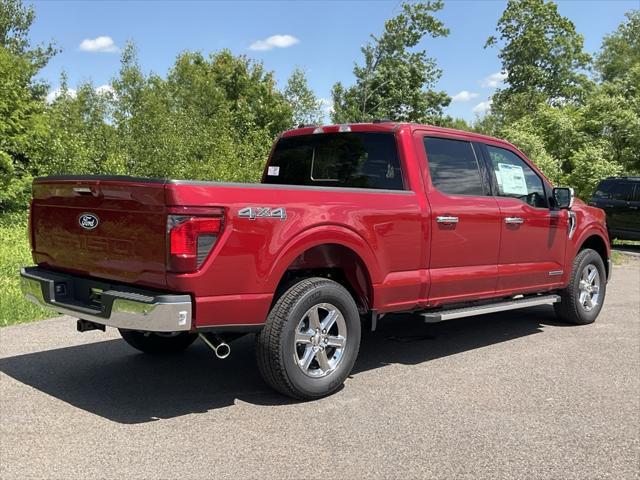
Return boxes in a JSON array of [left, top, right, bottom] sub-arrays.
[[21, 122, 611, 399]]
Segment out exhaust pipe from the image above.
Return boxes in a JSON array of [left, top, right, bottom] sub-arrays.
[[199, 333, 231, 359]]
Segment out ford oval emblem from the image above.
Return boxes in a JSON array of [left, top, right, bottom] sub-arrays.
[[79, 213, 99, 230]]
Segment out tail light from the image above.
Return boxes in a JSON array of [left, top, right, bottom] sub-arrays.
[[167, 215, 223, 273]]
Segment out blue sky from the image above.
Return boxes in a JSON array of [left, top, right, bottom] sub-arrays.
[[31, 0, 637, 121]]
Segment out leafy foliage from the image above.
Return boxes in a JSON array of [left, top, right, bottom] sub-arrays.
[[486, 0, 591, 115], [595, 10, 640, 82], [331, 1, 450, 123], [284, 67, 324, 127], [478, 2, 639, 198], [0, 0, 638, 211]]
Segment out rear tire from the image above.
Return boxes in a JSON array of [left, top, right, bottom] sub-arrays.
[[256, 277, 361, 400], [119, 330, 197, 354], [554, 248, 607, 325]]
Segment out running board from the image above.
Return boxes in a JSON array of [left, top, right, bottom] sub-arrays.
[[422, 295, 560, 323]]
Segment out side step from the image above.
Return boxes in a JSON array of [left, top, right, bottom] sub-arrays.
[[422, 295, 560, 323]]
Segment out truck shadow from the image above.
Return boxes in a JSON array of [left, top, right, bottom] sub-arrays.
[[0, 306, 563, 424]]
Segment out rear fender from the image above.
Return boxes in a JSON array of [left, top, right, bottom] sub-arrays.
[[267, 225, 382, 293]]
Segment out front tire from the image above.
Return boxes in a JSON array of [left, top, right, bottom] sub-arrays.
[[119, 330, 197, 354], [554, 248, 607, 325], [256, 277, 361, 400]]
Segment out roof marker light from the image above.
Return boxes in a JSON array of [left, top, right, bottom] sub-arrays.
[[313, 127, 325, 134], [338, 125, 351, 132]]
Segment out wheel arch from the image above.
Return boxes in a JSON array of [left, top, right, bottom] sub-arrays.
[[268, 226, 380, 313], [577, 233, 610, 278]]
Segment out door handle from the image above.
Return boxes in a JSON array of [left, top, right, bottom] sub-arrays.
[[436, 216, 459, 224], [505, 217, 525, 224]]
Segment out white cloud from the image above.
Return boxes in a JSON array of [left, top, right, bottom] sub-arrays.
[[481, 71, 507, 88], [46, 85, 115, 103], [95, 84, 115, 96], [46, 87, 77, 103], [79, 36, 119, 53], [451, 90, 479, 102], [249, 34, 299, 51], [472, 100, 493, 114]]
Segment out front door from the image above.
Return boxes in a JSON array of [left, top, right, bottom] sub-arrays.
[[481, 144, 568, 293], [418, 134, 501, 305]]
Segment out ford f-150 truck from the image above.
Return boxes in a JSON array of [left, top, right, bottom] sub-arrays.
[[20, 122, 611, 399]]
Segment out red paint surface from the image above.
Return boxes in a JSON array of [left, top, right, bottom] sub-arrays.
[[29, 123, 610, 329]]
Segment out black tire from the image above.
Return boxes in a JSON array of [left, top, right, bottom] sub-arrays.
[[256, 277, 361, 400], [554, 248, 607, 325], [119, 330, 197, 354]]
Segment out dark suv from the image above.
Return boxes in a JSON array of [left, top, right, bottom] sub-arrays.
[[590, 177, 640, 241]]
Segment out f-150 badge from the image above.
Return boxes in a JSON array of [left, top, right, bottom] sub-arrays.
[[238, 207, 287, 221]]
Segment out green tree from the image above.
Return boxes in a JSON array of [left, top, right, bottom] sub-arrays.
[[595, 10, 640, 82], [331, 1, 450, 123], [108, 45, 291, 182], [486, 0, 591, 116], [0, 0, 55, 211], [284, 67, 324, 126]]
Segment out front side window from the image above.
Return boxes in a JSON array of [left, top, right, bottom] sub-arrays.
[[423, 137, 484, 196], [486, 145, 547, 208], [264, 132, 404, 190]]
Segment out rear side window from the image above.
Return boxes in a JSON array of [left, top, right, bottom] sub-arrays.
[[486, 145, 547, 208], [264, 132, 404, 190], [593, 180, 635, 201], [423, 137, 484, 196]]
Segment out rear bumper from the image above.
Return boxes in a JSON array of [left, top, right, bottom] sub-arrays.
[[20, 267, 192, 332]]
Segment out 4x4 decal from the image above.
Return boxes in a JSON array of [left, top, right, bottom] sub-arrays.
[[238, 207, 287, 221]]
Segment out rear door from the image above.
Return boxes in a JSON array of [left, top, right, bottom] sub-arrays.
[[479, 144, 567, 293], [417, 133, 501, 305], [31, 177, 169, 287]]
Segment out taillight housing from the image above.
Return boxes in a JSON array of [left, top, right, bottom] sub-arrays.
[[167, 215, 223, 273]]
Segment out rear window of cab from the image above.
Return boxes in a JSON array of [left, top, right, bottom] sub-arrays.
[[264, 132, 405, 190]]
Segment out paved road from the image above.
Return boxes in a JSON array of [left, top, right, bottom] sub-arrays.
[[1, 264, 639, 480]]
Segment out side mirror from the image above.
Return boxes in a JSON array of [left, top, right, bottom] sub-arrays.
[[553, 187, 574, 209]]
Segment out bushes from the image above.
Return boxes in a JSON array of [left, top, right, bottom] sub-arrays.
[[0, 212, 51, 326]]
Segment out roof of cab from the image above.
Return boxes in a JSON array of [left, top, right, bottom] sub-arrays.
[[281, 122, 516, 149]]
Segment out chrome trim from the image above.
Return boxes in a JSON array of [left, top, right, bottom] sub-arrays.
[[568, 211, 577, 239], [549, 270, 563, 276], [20, 268, 192, 332], [422, 295, 561, 322], [568, 187, 575, 209], [505, 217, 525, 224], [436, 216, 459, 224]]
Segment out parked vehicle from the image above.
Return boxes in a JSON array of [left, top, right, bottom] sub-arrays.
[[20, 122, 611, 399], [589, 177, 640, 241]]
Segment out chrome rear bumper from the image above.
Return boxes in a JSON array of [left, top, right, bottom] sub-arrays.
[[20, 267, 192, 332]]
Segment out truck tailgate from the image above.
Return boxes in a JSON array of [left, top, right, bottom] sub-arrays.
[[31, 177, 168, 288]]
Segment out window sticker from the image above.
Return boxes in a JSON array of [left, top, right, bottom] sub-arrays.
[[267, 166, 280, 176], [497, 163, 527, 196]]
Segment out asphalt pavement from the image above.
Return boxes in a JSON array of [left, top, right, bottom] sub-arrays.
[[1, 262, 638, 479]]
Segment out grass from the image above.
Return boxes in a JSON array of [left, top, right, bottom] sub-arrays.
[[611, 251, 624, 265], [0, 212, 51, 327]]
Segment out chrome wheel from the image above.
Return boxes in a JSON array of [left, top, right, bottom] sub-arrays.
[[578, 264, 600, 312], [293, 302, 347, 378]]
